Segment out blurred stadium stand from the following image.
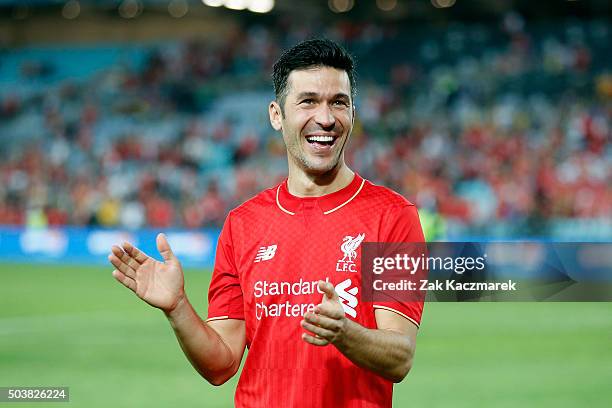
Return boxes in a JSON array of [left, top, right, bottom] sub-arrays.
[[0, 1, 610, 264]]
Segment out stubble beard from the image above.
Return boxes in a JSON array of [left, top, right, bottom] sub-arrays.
[[288, 136, 346, 177]]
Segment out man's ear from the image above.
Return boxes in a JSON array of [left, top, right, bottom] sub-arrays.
[[351, 103, 356, 124], [269, 101, 283, 131]]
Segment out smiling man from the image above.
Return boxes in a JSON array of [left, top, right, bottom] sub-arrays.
[[109, 39, 425, 408]]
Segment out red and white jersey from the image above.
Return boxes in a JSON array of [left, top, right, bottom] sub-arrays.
[[207, 173, 425, 408]]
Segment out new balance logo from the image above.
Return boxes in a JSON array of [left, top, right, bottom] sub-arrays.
[[254, 245, 277, 263], [335, 278, 359, 318]]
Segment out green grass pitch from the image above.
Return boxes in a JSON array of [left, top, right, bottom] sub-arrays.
[[1, 263, 611, 407]]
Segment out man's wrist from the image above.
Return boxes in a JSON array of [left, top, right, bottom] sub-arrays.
[[164, 292, 189, 322], [333, 317, 362, 350]]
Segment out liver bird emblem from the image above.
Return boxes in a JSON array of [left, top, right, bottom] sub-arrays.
[[340, 233, 365, 263]]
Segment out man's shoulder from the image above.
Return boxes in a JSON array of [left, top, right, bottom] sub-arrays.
[[227, 183, 280, 220], [361, 178, 415, 210]]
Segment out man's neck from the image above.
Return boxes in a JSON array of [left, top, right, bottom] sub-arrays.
[[287, 163, 355, 197]]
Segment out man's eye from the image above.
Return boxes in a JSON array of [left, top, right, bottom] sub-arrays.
[[333, 100, 349, 107], [301, 99, 314, 104]]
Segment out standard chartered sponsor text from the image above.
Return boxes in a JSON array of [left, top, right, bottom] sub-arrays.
[[254, 278, 330, 320]]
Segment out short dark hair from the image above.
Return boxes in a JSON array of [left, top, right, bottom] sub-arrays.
[[272, 38, 356, 111]]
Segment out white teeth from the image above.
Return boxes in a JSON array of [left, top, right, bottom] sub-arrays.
[[306, 136, 334, 142]]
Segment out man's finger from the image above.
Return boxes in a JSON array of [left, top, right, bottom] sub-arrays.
[[300, 320, 335, 340], [318, 280, 339, 301], [108, 251, 136, 279], [111, 245, 140, 275], [112, 269, 136, 292], [122, 242, 149, 264], [304, 312, 341, 331], [302, 333, 329, 347], [156, 233, 177, 263]]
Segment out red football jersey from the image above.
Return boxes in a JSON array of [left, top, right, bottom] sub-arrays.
[[207, 173, 425, 408]]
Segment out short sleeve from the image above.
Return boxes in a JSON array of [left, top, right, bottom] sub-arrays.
[[373, 204, 426, 328], [207, 214, 245, 321]]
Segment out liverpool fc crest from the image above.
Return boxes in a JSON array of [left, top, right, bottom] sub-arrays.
[[336, 233, 365, 272]]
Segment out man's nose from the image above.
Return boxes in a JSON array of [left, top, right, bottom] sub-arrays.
[[314, 103, 335, 129]]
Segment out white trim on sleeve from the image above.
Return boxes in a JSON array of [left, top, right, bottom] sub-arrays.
[[373, 305, 420, 328], [206, 315, 230, 322]]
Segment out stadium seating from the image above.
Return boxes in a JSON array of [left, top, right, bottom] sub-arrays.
[[0, 18, 609, 239]]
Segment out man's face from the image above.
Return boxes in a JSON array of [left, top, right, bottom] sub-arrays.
[[269, 66, 354, 176]]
